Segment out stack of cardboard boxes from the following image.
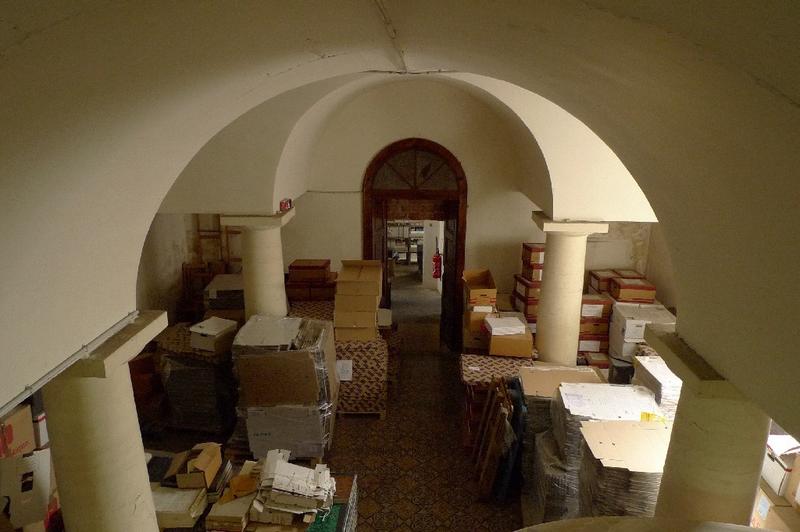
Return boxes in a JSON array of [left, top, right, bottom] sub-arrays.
[[285, 259, 338, 302], [578, 293, 615, 370], [512, 243, 545, 333], [232, 317, 339, 460], [333, 260, 382, 342]]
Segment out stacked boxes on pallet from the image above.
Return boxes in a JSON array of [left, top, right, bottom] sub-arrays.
[[579, 420, 671, 518], [231, 316, 339, 460], [155, 320, 238, 434], [462, 269, 498, 352], [533, 382, 662, 522], [286, 259, 338, 302], [513, 243, 545, 334], [334, 260, 389, 415], [334, 260, 382, 342]]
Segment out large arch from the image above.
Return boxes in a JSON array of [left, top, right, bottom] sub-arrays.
[[1, 3, 799, 437]]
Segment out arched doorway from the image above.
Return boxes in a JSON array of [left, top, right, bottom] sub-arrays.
[[362, 138, 467, 350]]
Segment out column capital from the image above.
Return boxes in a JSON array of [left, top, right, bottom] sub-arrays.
[[644, 325, 743, 400], [64, 310, 167, 379], [532, 211, 609, 234], [220, 207, 295, 229]]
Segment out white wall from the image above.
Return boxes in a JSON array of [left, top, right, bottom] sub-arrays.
[[136, 214, 195, 322]]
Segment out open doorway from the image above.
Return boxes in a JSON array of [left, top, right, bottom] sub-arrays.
[[362, 138, 467, 350]]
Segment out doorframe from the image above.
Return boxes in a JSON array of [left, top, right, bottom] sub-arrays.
[[361, 138, 468, 345]]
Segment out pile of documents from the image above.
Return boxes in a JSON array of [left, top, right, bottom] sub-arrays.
[[249, 450, 336, 526]]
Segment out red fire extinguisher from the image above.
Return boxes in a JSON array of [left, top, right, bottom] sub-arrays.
[[432, 238, 442, 279]]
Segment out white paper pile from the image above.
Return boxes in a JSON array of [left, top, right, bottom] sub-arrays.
[[632, 355, 682, 420], [249, 449, 336, 526], [484, 316, 527, 336], [579, 420, 671, 517]]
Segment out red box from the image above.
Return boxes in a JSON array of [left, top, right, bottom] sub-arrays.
[[578, 334, 609, 353], [521, 243, 545, 265], [588, 269, 617, 293], [581, 293, 614, 318], [521, 262, 544, 281], [0, 404, 35, 459], [512, 292, 538, 321], [514, 274, 541, 301], [609, 277, 657, 303], [580, 318, 609, 335]]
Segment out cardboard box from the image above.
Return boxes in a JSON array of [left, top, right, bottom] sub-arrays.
[[288, 259, 331, 283], [582, 352, 610, 369], [189, 316, 237, 353], [489, 328, 533, 358], [0, 448, 51, 528], [168, 443, 222, 489], [752, 480, 800, 530], [609, 277, 657, 303], [335, 327, 377, 342], [611, 303, 676, 342], [335, 294, 380, 311], [518, 365, 603, 398], [578, 334, 609, 353], [0, 404, 35, 459], [763, 435, 800, 497], [580, 319, 609, 335], [521, 242, 546, 265], [512, 292, 538, 320], [334, 309, 377, 328], [463, 269, 497, 309], [609, 322, 641, 362], [514, 274, 541, 301], [581, 293, 614, 318], [246, 405, 331, 459], [588, 269, 617, 293], [521, 263, 544, 281], [613, 269, 645, 279], [465, 309, 493, 334], [462, 325, 488, 351], [234, 318, 338, 407], [337, 260, 382, 296]]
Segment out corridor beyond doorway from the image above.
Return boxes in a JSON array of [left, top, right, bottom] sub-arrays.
[[326, 259, 522, 531]]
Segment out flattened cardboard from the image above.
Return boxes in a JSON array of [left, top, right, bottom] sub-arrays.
[[580, 420, 672, 473], [463, 269, 497, 308], [337, 260, 382, 296], [518, 365, 603, 398]]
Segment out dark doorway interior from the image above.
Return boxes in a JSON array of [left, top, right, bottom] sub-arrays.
[[362, 138, 467, 351]]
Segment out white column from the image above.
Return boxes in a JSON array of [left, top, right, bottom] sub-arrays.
[[532, 212, 608, 366], [222, 209, 295, 319], [43, 311, 167, 532], [646, 327, 769, 525]]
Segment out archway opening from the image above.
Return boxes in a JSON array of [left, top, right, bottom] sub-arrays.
[[362, 138, 468, 350]]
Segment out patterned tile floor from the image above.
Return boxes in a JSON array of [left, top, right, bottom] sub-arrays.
[[327, 266, 522, 531]]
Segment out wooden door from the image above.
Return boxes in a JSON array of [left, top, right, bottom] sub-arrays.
[[372, 200, 391, 307], [440, 202, 462, 351]]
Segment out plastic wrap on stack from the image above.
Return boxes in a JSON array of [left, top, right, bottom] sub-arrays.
[[551, 383, 661, 471], [631, 355, 682, 420], [232, 317, 338, 460], [156, 324, 236, 433], [531, 430, 577, 523], [578, 420, 671, 518]]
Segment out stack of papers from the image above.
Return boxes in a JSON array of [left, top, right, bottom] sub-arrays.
[[632, 355, 682, 420], [249, 449, 336, 526], [484, 316, 527, 336]]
